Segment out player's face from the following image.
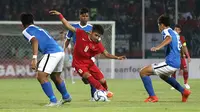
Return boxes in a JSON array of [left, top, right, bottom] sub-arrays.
[[91, 32, 101, 43], [79, 13, 89, 24], [174, 27, 181, 34], [158, 23, 164, 33]]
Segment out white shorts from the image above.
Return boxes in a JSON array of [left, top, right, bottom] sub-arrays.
[[38, 52, 64, 74], [152, 62, 178, 76]]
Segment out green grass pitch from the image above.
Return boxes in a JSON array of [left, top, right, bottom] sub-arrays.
[[0, 79, 199, 112]]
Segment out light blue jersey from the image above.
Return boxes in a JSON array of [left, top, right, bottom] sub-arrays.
[[22, 25, 63, 54], [161, 28, 181, 68], [66, 23, 92, 44]]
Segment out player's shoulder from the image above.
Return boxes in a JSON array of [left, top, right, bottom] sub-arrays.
[[71, 23, 79, 27], [162, 28, 175, 36], [22, 25, 37, 34]]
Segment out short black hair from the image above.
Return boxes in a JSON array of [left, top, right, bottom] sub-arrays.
[[158, 14, 170, 27], [175, 24, 182, 30], [20, 13, 34, 26], [92, 25, 104, 35], [79, 7, 89, 15]]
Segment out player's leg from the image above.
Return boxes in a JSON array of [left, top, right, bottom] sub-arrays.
[[155, 62, 191, 102], [170, 71, 176, 90], [50, 72, 71, 104], [89, 64, 113, 98], [89, 57, 97, 99], [37, 54, 59, 106], [140, 64, 158, 102], [159, 74, 191, 102], [68, 67, 75, 84], [181, 58, 190, 89], [51, 52, 71, 104], [76, 66, 106, 91], [81, 77, 96, 100]]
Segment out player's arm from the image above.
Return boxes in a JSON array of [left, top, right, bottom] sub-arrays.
[[49, 10, 76, 32], [151, 36, 172, 51], [22, 30, 38, 70], [30, 37, 38, 56], [102, 50, 126, 60], [182, 42, 191, 62]]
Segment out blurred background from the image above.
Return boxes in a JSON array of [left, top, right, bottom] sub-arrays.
[[0, 0, 200, 78]]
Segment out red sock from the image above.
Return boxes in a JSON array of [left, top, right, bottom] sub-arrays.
[[101, 80, 108, 90], [87, 76, 106, 91], [171, 72, 176, 79], [183, 71, 188, 84]]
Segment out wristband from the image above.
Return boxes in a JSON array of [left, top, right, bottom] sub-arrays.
[[59, 14, 64, 20], [33, 55, 37, 59]]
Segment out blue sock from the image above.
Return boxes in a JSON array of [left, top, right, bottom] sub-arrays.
[[164, 77, 184, 93], [41, 82, 57, 103], [56, 81, 70, 99], [141, 76, 155, 96], [90, 84, 96, 98]]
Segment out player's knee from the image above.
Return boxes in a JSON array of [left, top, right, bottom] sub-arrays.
[[139, 68, 146, 77], [82, 72, 91, 79], [37, 72, 48, 83], [183, 68, 188, 72]]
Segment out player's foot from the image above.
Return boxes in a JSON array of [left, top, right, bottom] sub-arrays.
[[45, 102, 59, 107], [184, 83, 190, 89], [170, 87, 175, 90], [89, 97, 95, 102], [58, 96, 72, 105], [106, 91, 114, 98], [182, 89, 191, 102], [144, 96, 158, 103]]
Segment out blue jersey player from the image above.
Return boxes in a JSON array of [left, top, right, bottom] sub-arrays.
[[139, 15, 191, 103], [20, 13, 71, 106], [64, 8, 101, 101]]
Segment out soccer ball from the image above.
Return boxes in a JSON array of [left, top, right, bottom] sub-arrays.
[[93, 90, 107, 102]]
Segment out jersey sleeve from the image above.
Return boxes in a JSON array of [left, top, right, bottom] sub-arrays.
[[22, 29, 35, 42], [66, 30, 73, 40], [162, 29, 172, 39], [98, 42, 105, 54]]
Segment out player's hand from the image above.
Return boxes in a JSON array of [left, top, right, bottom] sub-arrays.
[[151, 47, 159, 52], [31, 58, 37, 70], [49, 10, 61, 15], [187, 57, 191, 63], [117, 56, 126, 60]]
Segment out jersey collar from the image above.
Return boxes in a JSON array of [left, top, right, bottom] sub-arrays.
[[79, 22, 89, 28]]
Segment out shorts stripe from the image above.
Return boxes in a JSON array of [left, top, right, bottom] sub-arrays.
[[154, 64, 167, 69], [42, 54, 50, 72]]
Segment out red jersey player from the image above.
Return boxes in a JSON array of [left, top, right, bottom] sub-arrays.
[[50, 10, 126, 100], [171, 24, 191, 90]]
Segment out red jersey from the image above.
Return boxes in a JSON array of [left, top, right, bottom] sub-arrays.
[[72, 29, 105, 66], [180, 36, 186, 45], [180, 36, 186, 58]]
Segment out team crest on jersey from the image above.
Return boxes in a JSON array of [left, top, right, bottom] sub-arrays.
[[84, 46, 89, 52], [78, 69, 83, 74]]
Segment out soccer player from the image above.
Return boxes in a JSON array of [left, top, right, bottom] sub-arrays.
[[64, 7, 99, 100], [20, 13, 71, 106], [171, 24, 191, 89], [57, 31, 75, 84], [49, 10, 126, 100], [139, 15, 191, 103]]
